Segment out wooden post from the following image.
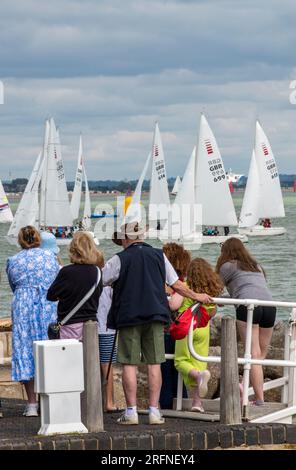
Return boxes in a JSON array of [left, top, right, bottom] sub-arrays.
[[81, 321, 104, 432], [220, 316, 242, 425]]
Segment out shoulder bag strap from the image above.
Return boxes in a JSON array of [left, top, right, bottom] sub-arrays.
[[60, 267, 101, 326]]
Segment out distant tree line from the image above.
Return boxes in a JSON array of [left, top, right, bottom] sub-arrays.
[[3, 175, 296, 193]]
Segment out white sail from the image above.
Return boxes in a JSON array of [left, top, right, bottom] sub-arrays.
[[40, 118, 73, 227], [171, 175, 181, 195], [168, 147, 197, 239], [39, 120, 50, 226], [7, 153, 43, 237], [71, 134, 83, 220], [175, 148, 196, 207], [195, 114, 238, 226], [239, 150, 260, 228], [82, 166, 91, 230], [124, 152, 151, 224], [0, 180, 13, 223], [254, 121, 285, 219], [149, 122, 170, 224]]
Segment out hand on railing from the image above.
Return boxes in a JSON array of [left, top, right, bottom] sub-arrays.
[[193, 293, 212, 304]]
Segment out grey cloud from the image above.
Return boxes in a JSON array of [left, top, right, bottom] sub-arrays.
[[0, 0, 295, 78], [0, 0, 296, 180]]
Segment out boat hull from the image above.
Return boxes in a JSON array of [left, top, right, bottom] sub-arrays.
[[5, 231, 100, 246], [238, 226, 286, 237], [158, 233, 248, 250], [91, 214, 117, 219]]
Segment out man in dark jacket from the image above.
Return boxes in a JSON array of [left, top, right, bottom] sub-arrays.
[[103, 223, 211, 425]]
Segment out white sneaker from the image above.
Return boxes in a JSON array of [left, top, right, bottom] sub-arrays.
[[117, 411, 139, 425], [149, 411, 165, 425], [198, 370, 211, 398], [23, 404, 39, 417]]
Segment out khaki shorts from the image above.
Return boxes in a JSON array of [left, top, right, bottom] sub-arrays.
[[117, 322, 165, 365]]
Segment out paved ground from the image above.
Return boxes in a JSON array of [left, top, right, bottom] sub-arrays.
[[1, 398, 296, 450], [0, 398, 225, 440]]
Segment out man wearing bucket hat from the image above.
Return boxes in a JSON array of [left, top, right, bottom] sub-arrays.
[[103, 221, 211, 425]]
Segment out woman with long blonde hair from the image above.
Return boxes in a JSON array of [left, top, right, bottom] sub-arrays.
[[173, 258, 223, 412], [47, 232, 103, 340], [216, 237, 276, 405]]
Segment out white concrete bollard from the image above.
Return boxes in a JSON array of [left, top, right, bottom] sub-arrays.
[[34, 339, 88, 435]]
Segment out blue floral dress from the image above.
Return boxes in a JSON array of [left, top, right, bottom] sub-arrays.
[[6, 248, 60, 382]]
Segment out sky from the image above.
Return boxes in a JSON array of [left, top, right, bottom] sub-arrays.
[[0, 0, 296, 180]]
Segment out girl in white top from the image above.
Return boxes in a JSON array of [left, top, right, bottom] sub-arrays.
[[97, 285, 118, 412]]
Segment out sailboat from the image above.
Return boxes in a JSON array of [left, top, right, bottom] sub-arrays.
[[123, 152, 151, 225], [6, 152, 43, 244], [239, 121, 286, 237], [171, 176, 181, 195], [0, 180, 13, 223], [70, 135, 98, 240], [70, 134, 83, 221], [7, 119, 98, 245], [147, 122, 170, 237], [161, 114, 247, 248]]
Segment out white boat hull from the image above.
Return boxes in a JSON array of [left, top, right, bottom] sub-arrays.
[[239, 225, 286, 237], [54, 231, 100, 246], [158, 232, 248, 250], [5, 231, 99, 247]]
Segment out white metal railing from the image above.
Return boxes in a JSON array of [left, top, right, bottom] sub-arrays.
[[166, 297, 296, 423]]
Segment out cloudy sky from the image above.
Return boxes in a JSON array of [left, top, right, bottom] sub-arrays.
[[0, 0, 296, 180]]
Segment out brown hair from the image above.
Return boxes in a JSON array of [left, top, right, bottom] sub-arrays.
[[187, 258, 224, 297], [69, 232, 103, 266], [163, 242, 191, 280], [18, 226, 41, 249], [216, 237, 262, 274]]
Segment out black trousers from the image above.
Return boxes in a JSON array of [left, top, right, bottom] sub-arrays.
[[159, 333, 187, 409]]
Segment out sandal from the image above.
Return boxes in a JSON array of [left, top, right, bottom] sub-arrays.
[[191, 405, 205, 413], [249, 400, 264, 406]]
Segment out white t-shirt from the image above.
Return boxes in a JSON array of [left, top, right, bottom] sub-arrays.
[[102, 253, 179, 287], [96, 286, 115, 335]]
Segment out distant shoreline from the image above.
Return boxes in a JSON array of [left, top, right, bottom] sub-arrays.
[[5, 187, 296, 202]]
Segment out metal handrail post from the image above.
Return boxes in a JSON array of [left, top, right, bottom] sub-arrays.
[[288, 308, 296, 408], [242, 304, 254, 419], [282, 319, 291, 404]]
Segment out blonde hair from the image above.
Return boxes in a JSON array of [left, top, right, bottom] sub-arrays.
[[69, 232, 103, 266], [18, 226, 41, 249]]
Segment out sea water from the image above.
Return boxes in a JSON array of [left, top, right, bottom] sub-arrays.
[[0, 193, 295, 320]]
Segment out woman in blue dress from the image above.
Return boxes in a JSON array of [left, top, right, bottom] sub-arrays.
[[6, 226, 59, 416]]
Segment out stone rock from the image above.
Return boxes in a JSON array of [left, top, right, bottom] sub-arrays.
[[237, 344, 284, 380], [271, 321, 286, 349], [210, 318, 287, 351], [0, 382, 27, 400], [0, 333, 8, 365], [209, 316, 222, 347], [7, 332, 12, 358], [207, 346, 221, 398], [113, 364, 126, 410], [263, 379, 282, 403], [0, 318, 12, 332]]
